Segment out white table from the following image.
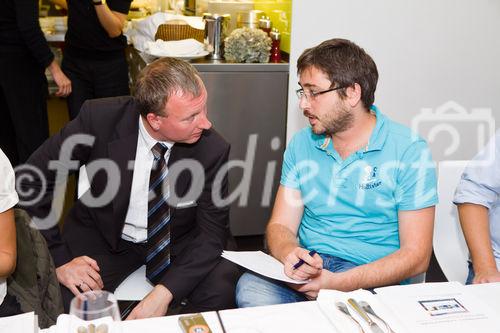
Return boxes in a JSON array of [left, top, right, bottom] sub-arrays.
[[40, 282, 500, 333]]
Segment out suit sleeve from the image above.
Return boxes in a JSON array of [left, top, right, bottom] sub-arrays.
[[159, 143, 230, 301], [17, 101, 95, 267]]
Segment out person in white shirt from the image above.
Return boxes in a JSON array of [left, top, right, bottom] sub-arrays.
[[454, 130, 500, 284], [0, 148, 19, 316]]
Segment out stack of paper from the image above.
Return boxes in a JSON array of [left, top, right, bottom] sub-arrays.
[[318, 282, 500, 333], [44, 314, 116, 333]]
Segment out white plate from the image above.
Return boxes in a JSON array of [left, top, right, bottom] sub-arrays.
[[146, 50, 209, 60]]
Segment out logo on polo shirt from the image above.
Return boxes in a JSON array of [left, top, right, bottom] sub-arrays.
[[359, 165, 382, 190]]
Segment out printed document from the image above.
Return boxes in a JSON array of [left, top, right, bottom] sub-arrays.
[[374, 281, 500, 333], [221, 250, 308, 284]]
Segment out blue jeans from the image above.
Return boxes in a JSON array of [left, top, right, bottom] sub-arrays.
[[235, 253, 359, 308], [466, 261, 474, 285]]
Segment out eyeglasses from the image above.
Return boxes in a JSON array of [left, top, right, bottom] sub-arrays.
[[295, 86, 347, 101]]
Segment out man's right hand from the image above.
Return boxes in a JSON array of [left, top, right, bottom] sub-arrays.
[[55, 256, 104, 296], [473, 269, 500, 284], [283, 247, 322, 281]]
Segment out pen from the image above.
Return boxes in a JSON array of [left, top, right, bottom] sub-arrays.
[[292, 250, 317, 270]]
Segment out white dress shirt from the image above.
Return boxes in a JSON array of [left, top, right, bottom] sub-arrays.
[[121, 117, 174, 243], [454, 130, 500, 270], [0, 149, 19, 306]]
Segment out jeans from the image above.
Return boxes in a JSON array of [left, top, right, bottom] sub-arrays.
[[235, 253, 359, 308], [466, 261, 474, 285]]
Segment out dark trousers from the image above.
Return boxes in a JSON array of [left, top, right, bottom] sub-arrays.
[[60, 240, 241, 314], [0, 54, 49, 166], [61, 53, 130, 120], [0, 293, 22, 317]]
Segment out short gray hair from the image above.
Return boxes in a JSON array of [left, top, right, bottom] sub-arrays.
[[133, 57, 202, 117]]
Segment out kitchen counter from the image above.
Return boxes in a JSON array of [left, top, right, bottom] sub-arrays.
[[189, 59, 289, 72], [127, 47, 288, 80]]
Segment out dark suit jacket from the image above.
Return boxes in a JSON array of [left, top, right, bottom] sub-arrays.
[[19, 96, 231, 301]]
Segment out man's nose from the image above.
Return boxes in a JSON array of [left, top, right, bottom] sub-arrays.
[[198, 112, 212, 130], [298, 94, 310, 110]]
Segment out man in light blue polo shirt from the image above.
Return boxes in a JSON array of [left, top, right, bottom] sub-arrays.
[[454, 130, 500, 284], [236, 38, 438, 307]]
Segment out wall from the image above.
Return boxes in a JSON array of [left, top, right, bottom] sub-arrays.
[[288, 0, 500, 162], [254, 0, 292, 53]]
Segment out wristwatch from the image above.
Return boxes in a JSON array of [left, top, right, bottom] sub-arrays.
[[92, 0, 104, 5]]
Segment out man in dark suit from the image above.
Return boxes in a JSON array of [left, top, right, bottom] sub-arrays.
[[17, 58, 239, 318]]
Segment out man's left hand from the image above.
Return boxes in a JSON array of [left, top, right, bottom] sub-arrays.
[[288, 270, 334, 300], [125, 284, 173, 320]]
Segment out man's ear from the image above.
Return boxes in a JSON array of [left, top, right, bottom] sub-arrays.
[[345, 83, 362, 107], [146, 113, 161, 131]]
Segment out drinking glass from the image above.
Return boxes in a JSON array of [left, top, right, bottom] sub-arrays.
[[69, 291, 121, 333]]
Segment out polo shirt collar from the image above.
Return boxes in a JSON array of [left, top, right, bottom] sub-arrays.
[[313, 104, 388, 153], [367, 105, 388, 152]]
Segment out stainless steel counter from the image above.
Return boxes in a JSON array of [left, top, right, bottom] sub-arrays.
[[190, 60, 289, 72]]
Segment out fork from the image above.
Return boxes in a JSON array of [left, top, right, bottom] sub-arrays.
[[336, 301, 365, 333], [359, 301, 396, 333]]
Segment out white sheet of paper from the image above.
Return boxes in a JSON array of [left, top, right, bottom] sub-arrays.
[[221, 250, 307, 284], [374, 281, 500, 333], [465, 281, 500, 310], [0, 312, 37, 333], [219, 301, 338, 333], [317, 289, 404, 333], [121, 312, 224, 333], [43, 312, 224, 333]]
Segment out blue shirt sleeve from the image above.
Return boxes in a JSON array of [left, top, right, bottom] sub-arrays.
[[280, 134, 300, 189], [454, 131, 500, 209], [395, 139, 438, 210]]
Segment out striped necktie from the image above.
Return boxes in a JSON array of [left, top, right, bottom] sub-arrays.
[[146, 142, 171, 284]]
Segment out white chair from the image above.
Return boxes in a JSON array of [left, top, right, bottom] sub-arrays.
[[114, 265, 154, 301], [433, 161, 470, 283]]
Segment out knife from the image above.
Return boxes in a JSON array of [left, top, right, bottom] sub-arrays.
[[347, 298, 385, 333]]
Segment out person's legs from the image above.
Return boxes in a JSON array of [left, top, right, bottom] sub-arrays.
[[62, 55, 94, 120], [236, 253, 361, 308], [235, 272, 308, 308], [321, 254, 360, 273], [0, 55, 49, 164], [0, 293, 22, 317], [60, 241, 144, 312], [92, 55, 130, 99], [465, 261, 474, 285], [0, 85, 18, 165], [180, 258, 241, 313]]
